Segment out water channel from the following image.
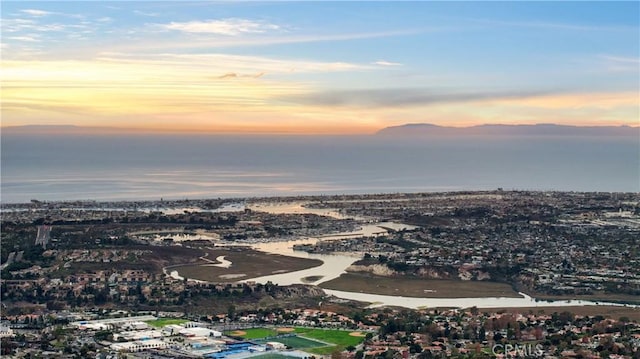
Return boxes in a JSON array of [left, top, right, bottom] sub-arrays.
[[191, 201, 638, 309]]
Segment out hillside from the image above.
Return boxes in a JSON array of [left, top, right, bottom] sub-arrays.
[[376, 123, 639, 137]]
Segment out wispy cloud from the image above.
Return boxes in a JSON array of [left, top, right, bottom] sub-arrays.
[[8, 35, 40, 42], [1, 17, 80, 33], [492, 91, 640, 110], [1, 58, 296, 120], [2, 18, 36, 32], [1, 52, 369, 114], [133, 10, 159, 17], [215, 72, 265, 80], [467, 18, 634, 32], [280, 88, 553, 108], [161, 18, 280, 36], [95, 52, 368, 75], [374, 60, 402, 66], [1, 15, 95, 55], [109, 29, 418, 53], [20, 9, 53, 17], [601, 55, 640, 64], [600, 54, 640, 70], [20, 8, 84, 19]]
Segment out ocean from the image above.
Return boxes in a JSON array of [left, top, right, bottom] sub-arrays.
[[1, 134, 638, 203]]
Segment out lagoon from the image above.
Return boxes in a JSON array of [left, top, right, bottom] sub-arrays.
[[238, 201, 638, 309]]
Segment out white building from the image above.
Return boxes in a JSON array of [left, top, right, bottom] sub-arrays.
[[162, 324, 184, 336], [0, 325, 14, 338], [78, 322, 112, 331], [122, 321, 150, 331], [110, 339, 168, 352], [179, 327, 222, 338], [114, 329, 164, 341], [266, 342, 287, 350]]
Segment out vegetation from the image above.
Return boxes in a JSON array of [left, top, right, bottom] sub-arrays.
[[252, 354, 306, 359], [144, 318, 189, 328], [230, 327, 279, 339], [287, 328, 366, 354], [293, 328, 364, 348], [320, 273, 521, 298], [229, 327, 365, 354], [257, 336, 327, 349]]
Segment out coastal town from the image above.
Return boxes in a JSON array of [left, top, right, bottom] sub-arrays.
[[1, 190, 639, 358], [2, 302, 639, 358], [3, 0, 639, 358]]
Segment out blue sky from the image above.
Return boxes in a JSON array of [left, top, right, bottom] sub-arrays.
[[2, 1, 638, 133]]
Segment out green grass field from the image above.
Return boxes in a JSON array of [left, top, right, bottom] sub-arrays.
[[307, 346, 342, 355], [257, 336, 327, 349], [252, 354, 305, 359], [144, 318, 189, 328], [228, 327, 279, 339], [293, 328, 364, 348], [228, 327, 366, 355]]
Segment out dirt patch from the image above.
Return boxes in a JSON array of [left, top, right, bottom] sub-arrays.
[[349, 332, 366, 337], [230, 330, 247, 336], [481, 305, 640, 321], [320, 272, 522, 298], [219, 274, 246, 279], [276, 327, 295, 333], [301, 275, 324, 283], [170, 247, 322, 282]]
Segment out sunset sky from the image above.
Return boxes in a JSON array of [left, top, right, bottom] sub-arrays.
[[2, 1, 639, 134]]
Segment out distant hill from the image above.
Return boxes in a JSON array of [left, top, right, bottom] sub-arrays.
[[376, 123, 640, 137], [3, 124, 639, 137]]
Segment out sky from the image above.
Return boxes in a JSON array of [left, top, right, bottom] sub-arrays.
[[2, 1, 639, 134]]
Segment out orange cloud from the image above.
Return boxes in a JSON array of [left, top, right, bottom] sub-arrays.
[[3, 56, 637, 133], [488, 92, 639, 109]]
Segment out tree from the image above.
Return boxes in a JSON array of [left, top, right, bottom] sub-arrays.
[[94, 330, 113, 341], [493, 332, 503, 342], [227, 305, 236, 320]]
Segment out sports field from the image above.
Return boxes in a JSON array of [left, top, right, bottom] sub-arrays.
[[226, 327, 279, 339], [252, 354, 304, 359], [144, 318, 189, 328], [229, 327, 366, 355], [257, 336, 327, 349], [292, 328, 364, 348]]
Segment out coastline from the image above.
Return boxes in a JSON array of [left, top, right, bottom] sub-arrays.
[[166, 248, 640, 310]]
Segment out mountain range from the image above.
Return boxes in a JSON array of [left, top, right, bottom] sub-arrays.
[[376, 123, 639, 137], [1, 124, 638, 137]]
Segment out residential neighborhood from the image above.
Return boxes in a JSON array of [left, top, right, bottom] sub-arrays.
[[1, 191, 639, 357]]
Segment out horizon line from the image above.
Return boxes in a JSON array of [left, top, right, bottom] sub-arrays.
[[2, 122, 639, 136]]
